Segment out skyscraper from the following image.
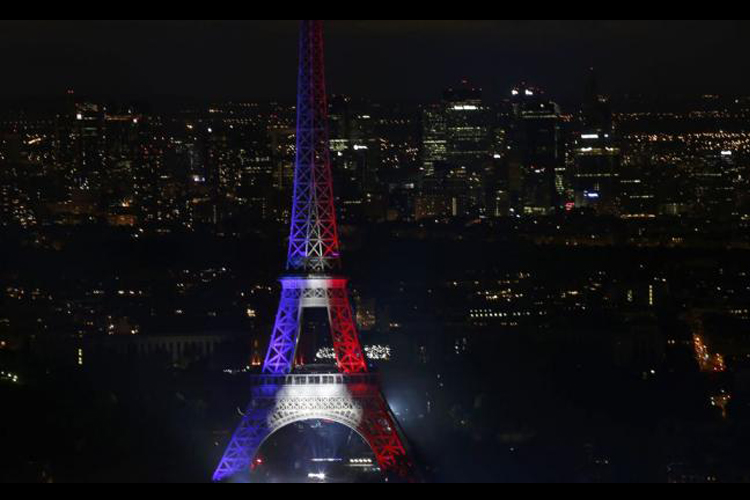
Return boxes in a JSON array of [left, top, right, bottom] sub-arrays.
[[421, 104, 447, 178], [508, 83, 565, 215], [443, 81, 492, 174], [418, 81, 491, 219], [572, 135, 621, 215], [573, 69, 621, 215], [72, 101, 106, 192]]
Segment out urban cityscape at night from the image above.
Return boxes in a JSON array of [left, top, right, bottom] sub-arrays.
[[4, 19, 750, 483]]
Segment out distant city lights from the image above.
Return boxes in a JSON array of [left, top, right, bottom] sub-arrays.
[[0, 371, 20, 384]]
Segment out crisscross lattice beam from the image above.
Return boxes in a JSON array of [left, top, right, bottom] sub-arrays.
[[287, 20, 340, 273]]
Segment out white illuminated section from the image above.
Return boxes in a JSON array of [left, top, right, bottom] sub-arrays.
[[581, 134, 600, 140], [316, 344, 391, 361], [269, 379, 364, 430], [721, 151, 733, 156], [452, 105, 478, 111], [525, 89, 534, 96]]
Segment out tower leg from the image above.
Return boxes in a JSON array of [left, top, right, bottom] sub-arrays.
[[359, 392, 414, 480], [262, 286, 302, 374], [214, 375, 417, 483], [328, 285, 368, 373], [212, 403, 274, 483]]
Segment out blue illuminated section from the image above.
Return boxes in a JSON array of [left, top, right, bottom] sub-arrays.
[[212, 381, 282, 482], [262, 279, 304, 375]]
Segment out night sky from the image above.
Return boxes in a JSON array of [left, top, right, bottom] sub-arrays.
[[2, 20, 750, 103]]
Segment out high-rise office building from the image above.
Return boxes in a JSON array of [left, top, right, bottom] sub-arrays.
[[418, 81, 492, 219], [693, 150, 739, 219], [329, 97, 381, 199], [443, 81, 492, 174], [618, 168, 657, 219], [72, 102, 107, 192], [573, 69, 622, 215], [508, 83, 565, 215], [573, 131, 621, 214], [421, 104, 448, 178]]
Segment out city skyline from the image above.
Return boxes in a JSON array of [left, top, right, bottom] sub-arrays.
[[4, 19, 750, 484], [2, 20, 750, 103]]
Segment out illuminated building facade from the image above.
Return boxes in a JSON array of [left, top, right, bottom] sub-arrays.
[[509, 83, 565, 215], [573, 131, 621, 214], [419, 81, 491, 219], [573, 71, 622, 214], [421, 103, 447, 178]]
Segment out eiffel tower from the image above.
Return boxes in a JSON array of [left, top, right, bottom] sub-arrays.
[[212, 20, 415, 483]]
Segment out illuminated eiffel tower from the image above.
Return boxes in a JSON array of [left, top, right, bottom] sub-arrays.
[[212, 20, 415, 483]]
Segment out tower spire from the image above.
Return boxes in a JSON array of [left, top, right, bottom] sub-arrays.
[[287, 20, 340, 273]]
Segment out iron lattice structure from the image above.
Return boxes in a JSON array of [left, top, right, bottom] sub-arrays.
[[262, 278, 367, 375], [287, 19, 339, 274], [213, 374, 413, 483], [213, 20, 414, 483]]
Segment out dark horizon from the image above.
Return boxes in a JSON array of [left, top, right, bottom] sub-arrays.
[[2, 20, 750, 104]]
